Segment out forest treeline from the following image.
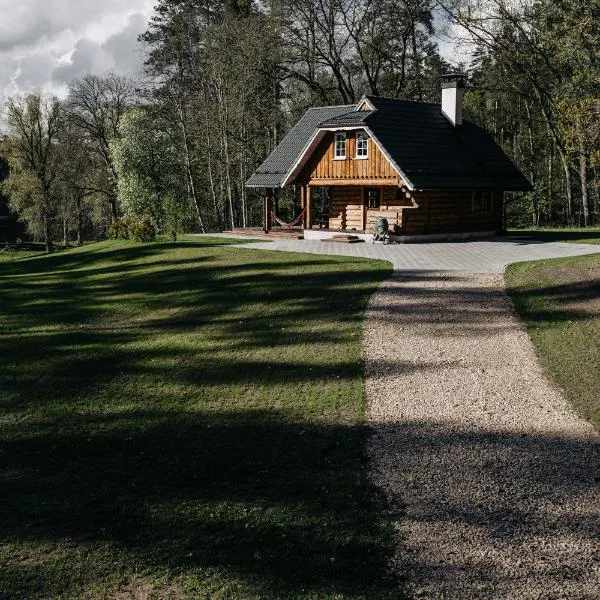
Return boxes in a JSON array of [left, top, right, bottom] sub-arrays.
[[0, 0, 598, 249]]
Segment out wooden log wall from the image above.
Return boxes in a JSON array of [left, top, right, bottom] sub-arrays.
[[329, 186, 415, 231], [365, 187, 414, 231], [402, 191, 503, 235], [328, 187, 362, 230]]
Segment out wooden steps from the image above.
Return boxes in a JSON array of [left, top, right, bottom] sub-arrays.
[[321, 234, 365, 244]]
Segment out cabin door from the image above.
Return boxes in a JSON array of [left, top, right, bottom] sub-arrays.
[[364, 188, 381, 232]]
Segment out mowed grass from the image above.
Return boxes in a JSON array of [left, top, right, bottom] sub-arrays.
[[0, 246, 46, 262], [506, 253, 600, 430], [0, 239, 399, 599], [507, 227, 600, 245]]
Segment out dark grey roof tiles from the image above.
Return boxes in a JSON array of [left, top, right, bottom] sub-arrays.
[[364, 96, 531, 191], [246, 104, 354, 187], [246, 95, 531, 191]]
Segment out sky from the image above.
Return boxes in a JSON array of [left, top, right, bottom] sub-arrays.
[[0, 0, 468, 109], [0, 0, 156, 106]]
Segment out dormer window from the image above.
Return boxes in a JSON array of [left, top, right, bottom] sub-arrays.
[[334, 132, 347, 159], [356, 131, 369, 159]]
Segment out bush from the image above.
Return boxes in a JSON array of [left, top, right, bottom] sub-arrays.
[[129, 216, 157, 242], [108, 216, 157, 243], [108, 218, 130, 240]]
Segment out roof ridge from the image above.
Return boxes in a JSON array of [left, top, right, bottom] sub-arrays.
[[366, 95, 439, 106], [307, 103, 356, 110]]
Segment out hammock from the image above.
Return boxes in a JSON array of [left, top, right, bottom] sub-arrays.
[[271, 208, 306, 228]]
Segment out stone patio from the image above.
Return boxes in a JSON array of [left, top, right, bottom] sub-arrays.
[[204, 234, 600, 274]]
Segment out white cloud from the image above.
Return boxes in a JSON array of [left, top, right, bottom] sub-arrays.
[[0, 0, 155, 108]]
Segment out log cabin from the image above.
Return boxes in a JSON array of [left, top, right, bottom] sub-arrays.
[[246, 75, 531, 241]]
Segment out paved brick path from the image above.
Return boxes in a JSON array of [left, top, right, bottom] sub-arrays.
[[211, 235, 600, 273]]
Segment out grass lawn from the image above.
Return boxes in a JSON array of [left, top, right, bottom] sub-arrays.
[[506, 253, 600, 430], [0, 238, 399, 599], [507, 227, 600, 245], [0, 245, 47, 262]]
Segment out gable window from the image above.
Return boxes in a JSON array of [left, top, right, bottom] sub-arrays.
[[366, 188, 380, 209], [356, 132, 369, 159], [334, 132, 347, 159], [472, 191, 492, 213]]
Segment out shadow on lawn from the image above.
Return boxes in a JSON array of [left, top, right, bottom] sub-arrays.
[[1, 409, 401, 598], [508, 278, 600, 324], [0, 241, 401, 598], [506, 229, 600, 244]]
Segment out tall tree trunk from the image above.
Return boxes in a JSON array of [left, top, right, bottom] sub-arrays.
[[547, 147, 554, 226], [44, 211, 50, 253], [524, 99, 538, 225], [580, 151, 590, 227], [217, 86, 235, 230], [592, 167, 600, 225], [240, 161, 247, 228], [76, 198, 83, 246], [558, 147, 573, 223], [207, 143, 221, 230], [63, 216, 68, 247], [532, 88, 573, 222], [177, 102, 206, 233]]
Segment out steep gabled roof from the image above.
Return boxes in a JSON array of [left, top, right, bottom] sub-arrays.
[[362, 96, 531, 190], [246, 104, 354, 188], [246, 96, 531, 191]]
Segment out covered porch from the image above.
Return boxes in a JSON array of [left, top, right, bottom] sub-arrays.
[[259, 183, 413, 236]]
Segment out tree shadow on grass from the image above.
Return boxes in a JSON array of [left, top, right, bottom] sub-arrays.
[[508, 278, 600, 324], [0, 241, 399, 598], [1, 409, 403, 599], [506, 229, 600, 244], [0, 240, 250, 277]]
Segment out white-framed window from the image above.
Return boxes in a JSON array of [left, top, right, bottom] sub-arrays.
[[356, 131, 369, 159], [334, 132, 347, 159]]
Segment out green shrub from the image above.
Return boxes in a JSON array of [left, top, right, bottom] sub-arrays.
[[129, 216, 157, 242], [108, 218, 130, 240]]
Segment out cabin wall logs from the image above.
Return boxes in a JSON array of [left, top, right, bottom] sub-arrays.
[[328, 186, 411, 230], [403, 190, 503, 235], [327, 187, 503, 234]]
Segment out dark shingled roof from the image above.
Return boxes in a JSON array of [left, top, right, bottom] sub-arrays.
[[246, 96, 531, 191], [246, 104, 354, 187], [363, 96, 531, 190]]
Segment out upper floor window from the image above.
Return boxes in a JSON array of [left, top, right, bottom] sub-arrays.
[[334, 132, 347, 159], [472, 190, 492, 213], [356, 132, 369, 159]]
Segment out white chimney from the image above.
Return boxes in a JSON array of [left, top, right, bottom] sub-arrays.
[[441, 74, 465, 126]]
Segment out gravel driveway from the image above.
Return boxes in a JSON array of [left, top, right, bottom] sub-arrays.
[[365, 272, 600, 599]]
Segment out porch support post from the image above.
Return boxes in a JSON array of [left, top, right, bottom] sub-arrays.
[[306, 185, 313, 230], [263, 191, 272, 233], [300, 186, 307, 229]]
